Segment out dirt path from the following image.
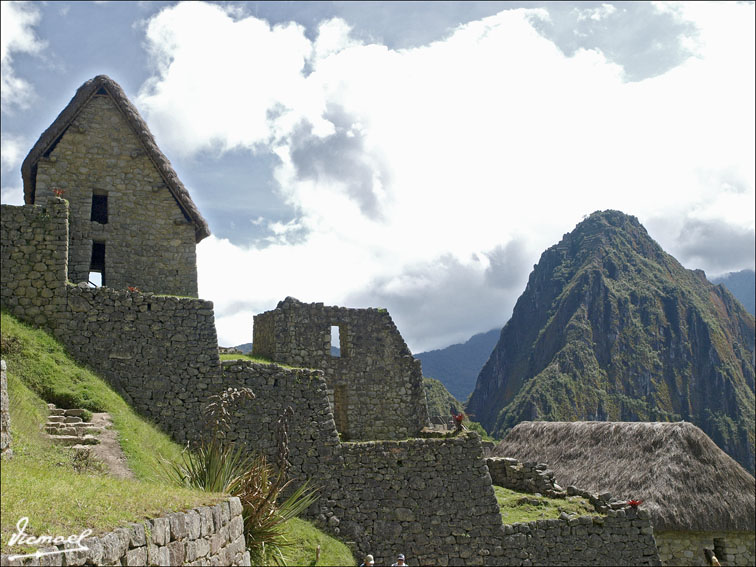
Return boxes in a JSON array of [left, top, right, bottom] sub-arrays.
[[87, 412, 135, 480]]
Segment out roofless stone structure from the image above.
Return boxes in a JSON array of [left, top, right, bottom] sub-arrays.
[[21, 75, 208, 296], [253, 297, 429, 440]]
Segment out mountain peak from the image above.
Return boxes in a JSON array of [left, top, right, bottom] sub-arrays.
[[467, 212, 755, 473]]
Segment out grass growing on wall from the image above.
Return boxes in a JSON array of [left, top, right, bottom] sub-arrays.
[[0, 317, 225, 553], [0, 312, 186, 479], [493, 485, 599, 524], [281, 518, 356, 566], [1, 311, 353, 561], [219, 352, 274, 364]]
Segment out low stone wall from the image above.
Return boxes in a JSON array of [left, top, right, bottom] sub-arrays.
[[485, 457, 564, 497], [0, 497, 249, 566], [1, 360, 11, 460], [499, 506, 660, 566], [331, 433, 504, 566], [655, 530, 755, 566]]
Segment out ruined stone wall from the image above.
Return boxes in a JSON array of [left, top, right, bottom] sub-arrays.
[[252, 297, 428, 441], [485, 457, 564, 497], [1, 497, 249, 567], [1, 360, 11, 460], [32, 95, 197, 296], [0, 201, 69, 330], [499, 508, 660, 566], [56, 286, 222, 443], [655, 530, 755, 567], [331, 433, 504, 566], [220, 360, 342, 482]]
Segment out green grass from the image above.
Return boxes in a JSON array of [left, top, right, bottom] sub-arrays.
[[493, 485, 598, 524], [0, 335, 225, 553], [219, 353, 274, 364], [1, 311, 352, 560], [1, 312, 187, 480], [281, 518, 355, 566]]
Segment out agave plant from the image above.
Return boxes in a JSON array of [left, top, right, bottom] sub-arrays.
[[156, 390, 318, 566]]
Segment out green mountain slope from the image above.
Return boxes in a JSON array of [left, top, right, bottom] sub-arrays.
[[713, 269, 755, 316], [416, 329, 500, 402], [424, 377, 464, 418], [466, 211, 755, 473]]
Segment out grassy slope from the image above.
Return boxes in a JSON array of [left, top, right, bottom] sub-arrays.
[[1, 312, 355, 565], [493, 485, 598, 524]]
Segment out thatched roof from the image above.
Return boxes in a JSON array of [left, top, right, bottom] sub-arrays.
[[493, 421, 755, 533], [21, 75, 210, 242]]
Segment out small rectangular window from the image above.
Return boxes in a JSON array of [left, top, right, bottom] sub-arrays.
[[91, 192, 108, 223], [330, 326, 340, 357], [90, 241, 106, 286]]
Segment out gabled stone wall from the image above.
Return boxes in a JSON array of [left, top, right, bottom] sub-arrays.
[[32, 95, 198, 296], [253, 297, 428, 440]]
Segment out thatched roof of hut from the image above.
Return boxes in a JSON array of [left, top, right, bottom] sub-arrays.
[[22, 75, 210, 242], [493, 421, 755, 533]]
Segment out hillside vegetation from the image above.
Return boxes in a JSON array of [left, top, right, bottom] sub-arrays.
[[467, 210, 755, 473], [0, 312, 355, 565]]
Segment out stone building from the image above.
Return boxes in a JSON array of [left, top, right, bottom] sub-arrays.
[[253, 297, 429, 440], [21, 75, 209, 296], [492, 421, 756, 567]]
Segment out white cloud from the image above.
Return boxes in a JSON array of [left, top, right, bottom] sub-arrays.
[[1, 134, 27, 173], [141, 1, 753, 350], [576, 3, 617, 22], [1, 1, 45, 113]]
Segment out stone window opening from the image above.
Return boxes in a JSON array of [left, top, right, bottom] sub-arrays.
[[710, 539, 726, 566], [89, 241, 106, 286], [330, 324, 348, 358], [91, 191, 108, 224]]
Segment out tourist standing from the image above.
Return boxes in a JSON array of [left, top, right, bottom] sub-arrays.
[[391, 553, 407, 566]]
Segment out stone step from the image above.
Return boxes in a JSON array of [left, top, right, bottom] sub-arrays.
[[63, 416, 83, 424], [62, 409, 88, 417], [47, 415, 66, 423], [49, 435, 99, 446], [46, 424, 103, 436]]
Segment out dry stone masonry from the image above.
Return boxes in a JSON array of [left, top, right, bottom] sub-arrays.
[[0, 497, 249, 567], [22, 75, 208, 296], [1, 75, 671, 566], [1, 360, 11, 460], [253, 297, 429, 440], [485, 457, 566, 498], [655, 531, 755, 567]]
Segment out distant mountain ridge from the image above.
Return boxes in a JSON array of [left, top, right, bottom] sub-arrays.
[[713, 269, 755, 316], [415, 329, 500, 402], [466, 210, 755, 473]]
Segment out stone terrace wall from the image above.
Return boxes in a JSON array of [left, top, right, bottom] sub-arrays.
[[331, 433, 504, 566], [253, 297, 428, 441], [499, 507, 660, 566], [33, 95, 198, 296], [655, 530, 755, 566], [220, 360, 342, 482], [1, 497, 249, 567], [485, 457, 564, 497], [1, 360, 10, 460], [0, 201, 69, 330], [59, 286, 221, 443]]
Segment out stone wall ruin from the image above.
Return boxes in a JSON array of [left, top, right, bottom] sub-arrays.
[[253, 297, 429, 441]]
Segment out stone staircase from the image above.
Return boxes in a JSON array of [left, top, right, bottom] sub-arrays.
[[46, 403, 103, 448]]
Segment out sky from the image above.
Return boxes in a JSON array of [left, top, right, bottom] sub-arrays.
[[1, 1, 754, 353]]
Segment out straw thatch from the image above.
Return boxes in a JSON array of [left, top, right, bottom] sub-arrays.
[[493, 421, 755, 533], [21, 75, 210, 242]]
